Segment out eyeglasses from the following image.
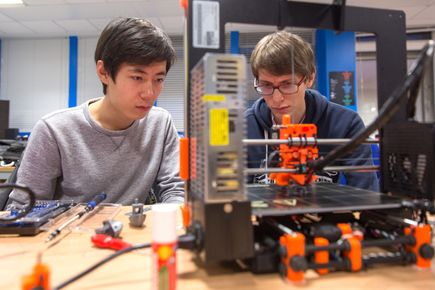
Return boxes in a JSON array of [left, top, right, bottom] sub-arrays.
[[254, 77, 305, 96]]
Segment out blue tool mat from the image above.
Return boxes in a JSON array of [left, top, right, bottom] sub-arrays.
[[0, 200, 75, 236]]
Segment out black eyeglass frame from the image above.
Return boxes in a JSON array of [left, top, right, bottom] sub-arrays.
[[254, 77, 306, 96]]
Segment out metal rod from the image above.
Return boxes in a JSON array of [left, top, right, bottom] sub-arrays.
[[305, 241, 350, 254], [323, 165, 380, 172], [361, 236, 414, 248], [244, 165, 379, 175], [244, 168, 297, 175], [243, 138, 379, 146], [363, 211, 419, 227], [304, 236, 412, 255], [307, 259, 349, 271], [264, 219, 294, 235], [362, 252, 414, 267]]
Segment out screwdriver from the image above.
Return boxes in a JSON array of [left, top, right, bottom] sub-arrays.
[[45, 193, 107, 242]]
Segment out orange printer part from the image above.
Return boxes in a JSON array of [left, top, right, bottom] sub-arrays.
[[314, 237, 329, 275], [269, 114, 318, 186], [405, 224, 433, 268], [343, 237, 362, 272], [180, 137, 189, 181], [22, 260, 50, 290], [279, 232, 306, 283]]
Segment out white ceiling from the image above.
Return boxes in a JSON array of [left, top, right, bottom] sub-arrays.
[[0, 0, 434, 38]]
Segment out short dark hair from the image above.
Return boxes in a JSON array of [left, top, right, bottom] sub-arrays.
[[250, 31, 315, 79], [95, 17, 176, 94]]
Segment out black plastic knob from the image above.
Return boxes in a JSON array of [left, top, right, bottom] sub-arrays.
[[290, 255, 308, 271], [279, 263, 287, 277], [419, 244, 435, 259], [279, 246, 288, 258]]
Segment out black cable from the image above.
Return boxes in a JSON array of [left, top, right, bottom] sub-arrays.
[[52, 242, 151, 290], [266, 150, 281, 168], [406, 72, 422, 119], [0, 183, 35, 221], [178, 233, 197, 249], [309, 40, 434, 172], [52, 233, 199, 290]]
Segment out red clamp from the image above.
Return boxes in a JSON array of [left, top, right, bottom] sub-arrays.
[[91, 234, 132, 251]]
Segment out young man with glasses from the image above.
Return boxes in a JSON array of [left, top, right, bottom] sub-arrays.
[[245, 31, 378, 191], [9, 18, 184, 206]]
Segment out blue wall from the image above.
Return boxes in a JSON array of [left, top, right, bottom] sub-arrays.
[[315, 30, 357, 112], [68, 36, 78, 108], [230, 31, 240, 54]]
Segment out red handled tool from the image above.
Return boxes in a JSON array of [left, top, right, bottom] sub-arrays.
[[91, 234, 132, 251]]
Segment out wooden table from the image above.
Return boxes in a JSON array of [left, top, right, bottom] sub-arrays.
[[1, 206, 434, 290]]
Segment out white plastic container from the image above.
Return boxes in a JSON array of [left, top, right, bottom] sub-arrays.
[[151, 204, 178, 290]]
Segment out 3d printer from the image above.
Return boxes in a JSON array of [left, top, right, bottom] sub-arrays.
[[179, 0, 435, 283]]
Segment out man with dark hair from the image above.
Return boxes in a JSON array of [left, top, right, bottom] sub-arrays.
[[246, 31, 378, 191], [10, 18, 184, 205]]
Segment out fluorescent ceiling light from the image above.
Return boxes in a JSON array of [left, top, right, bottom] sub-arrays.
[[0, 0, 24, 5]]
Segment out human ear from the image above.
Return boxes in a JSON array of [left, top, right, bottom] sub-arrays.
[[306, 72, 315, 88], [96, 60, 110, 85]]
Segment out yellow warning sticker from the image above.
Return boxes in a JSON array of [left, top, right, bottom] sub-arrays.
[[202, 94, 226, 102], [209, 108, 229, 146]]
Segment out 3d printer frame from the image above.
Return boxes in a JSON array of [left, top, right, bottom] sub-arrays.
[[181, 0, 433, 282]]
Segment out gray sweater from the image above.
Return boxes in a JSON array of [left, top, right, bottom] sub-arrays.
[[11, 99, 184, 204]]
